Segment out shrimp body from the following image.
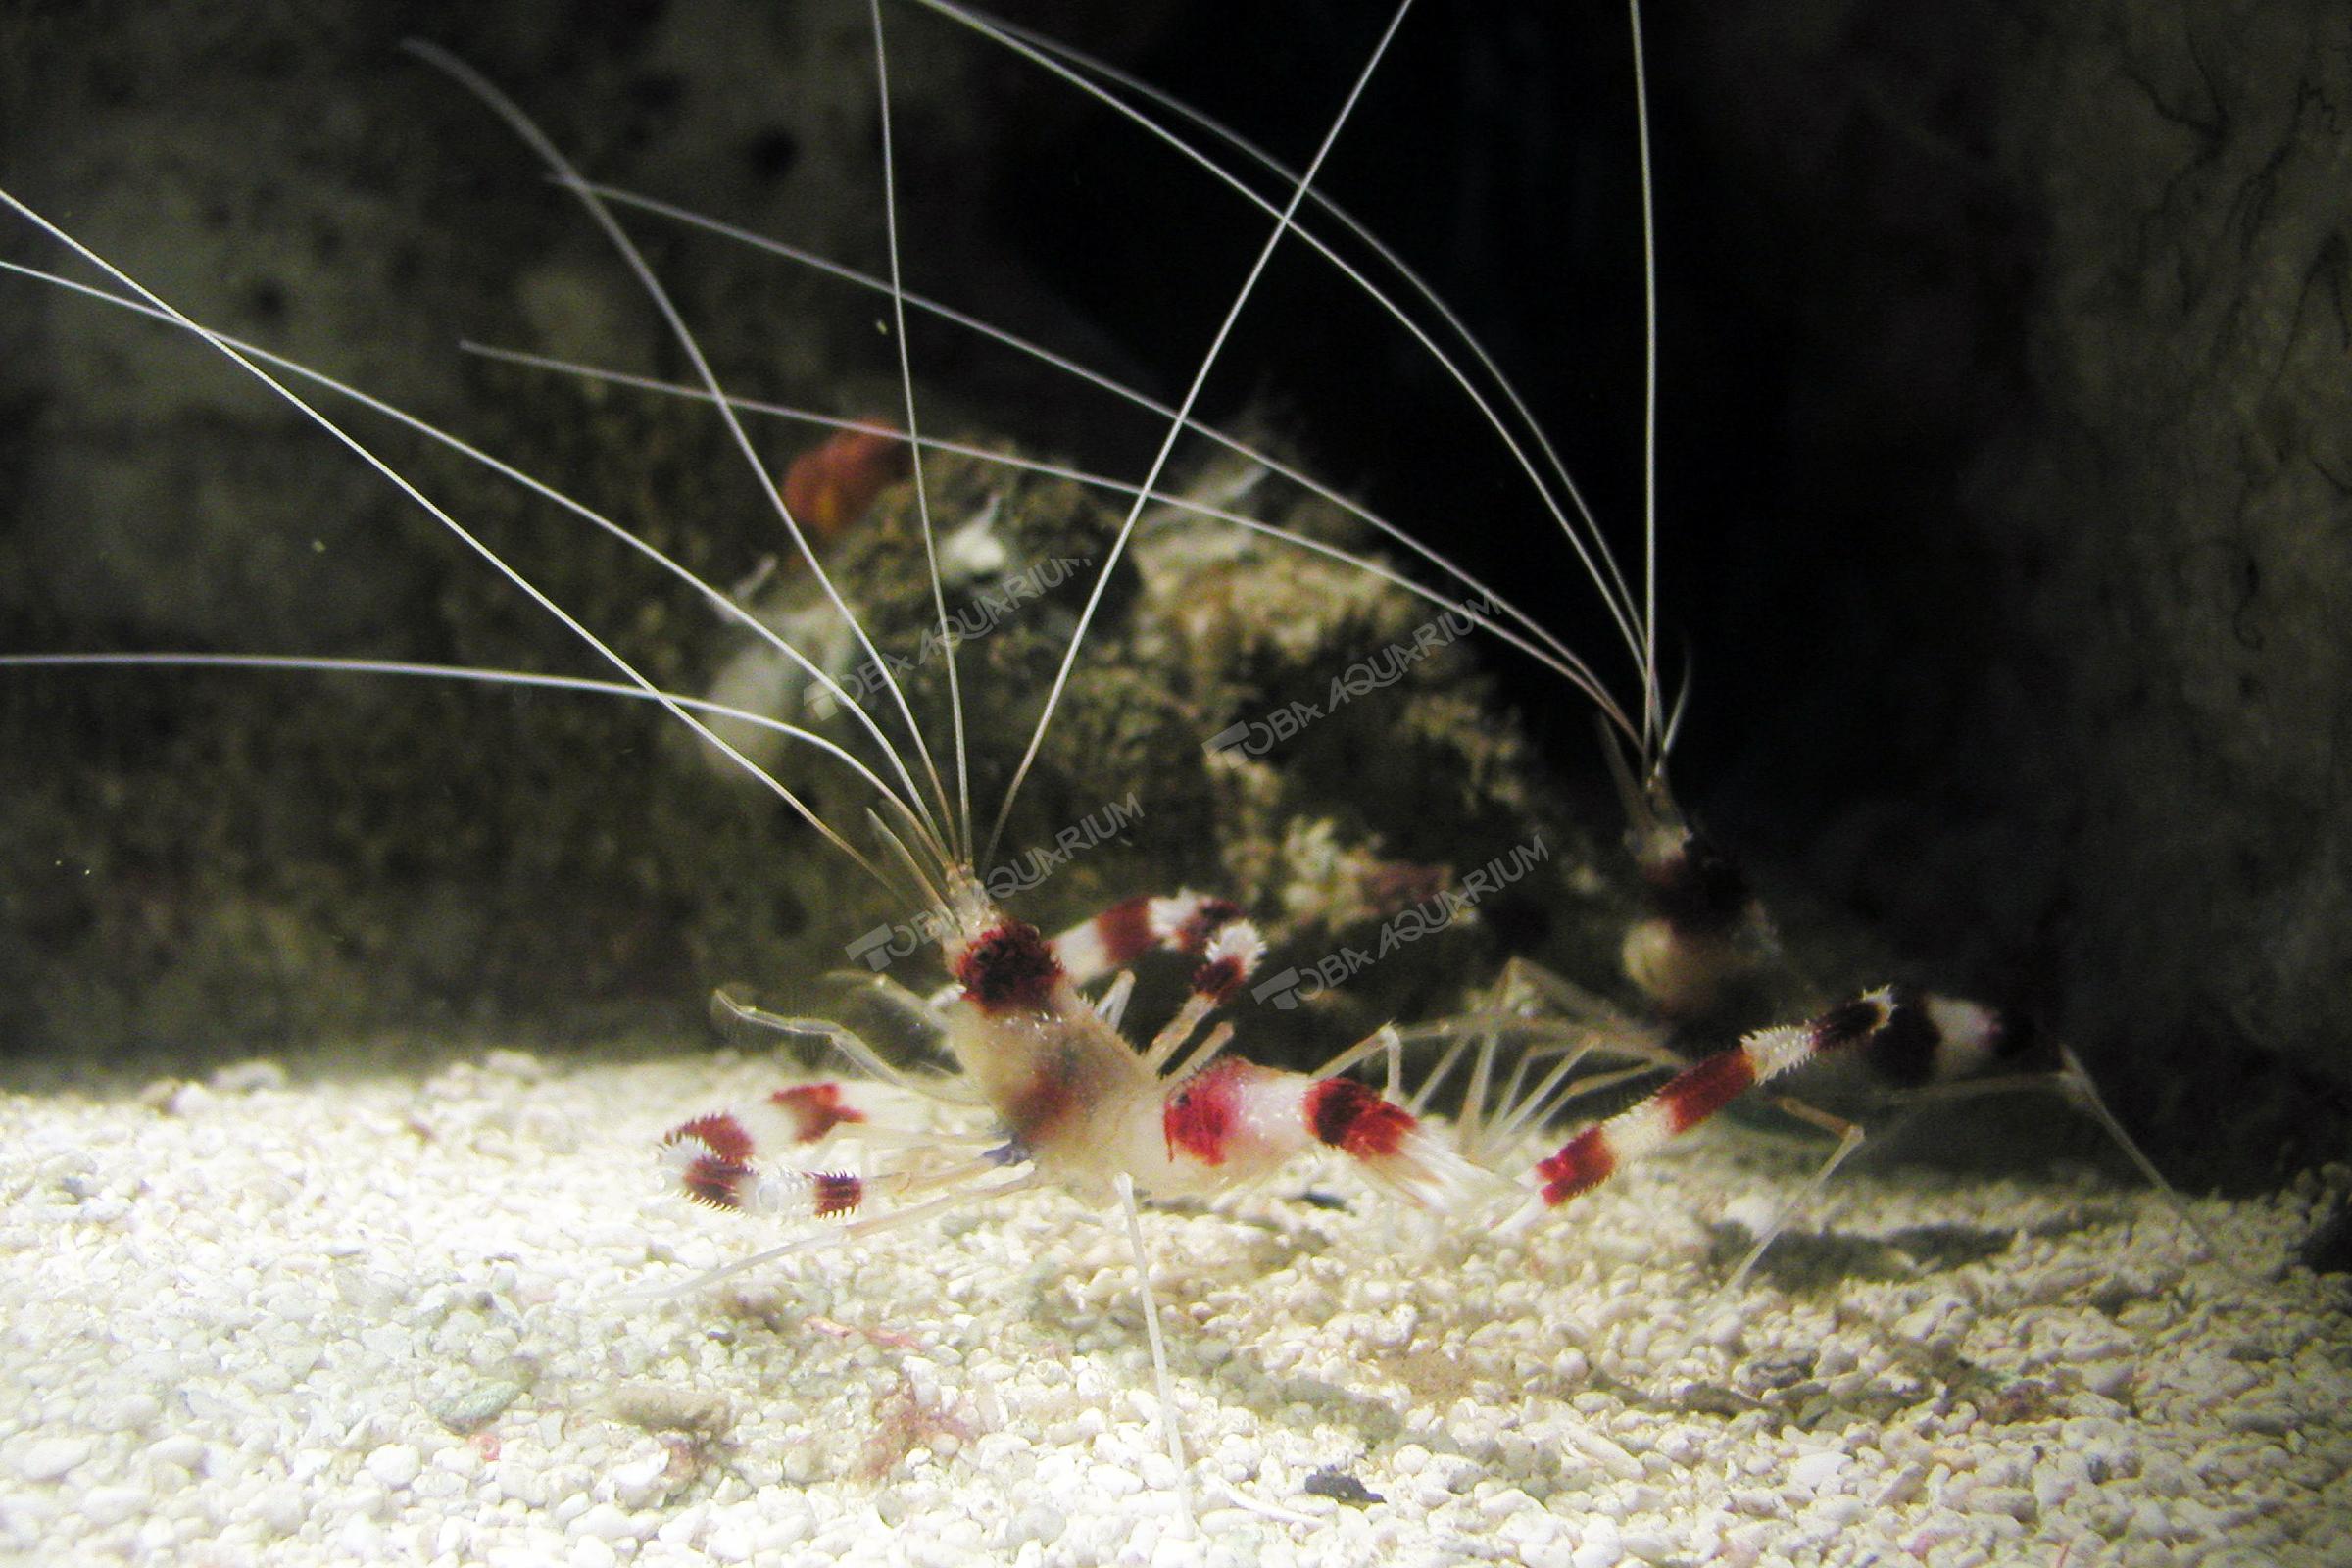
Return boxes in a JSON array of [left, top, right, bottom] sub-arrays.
[[939, 914, 1472, 1207], [936, 959, 1418, 1202], [674, 871, 1492, 1223]]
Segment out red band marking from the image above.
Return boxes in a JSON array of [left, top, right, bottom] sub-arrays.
[[1164, 1058, 1256, 1165], [1812, 994, 1887, 1054], [680, 1153, 751, 1209], [809, 1171, 864, 1219], [1192, 955, 1247, 1005], [1536, 1129, 1615, 1205], [666, 1112, 754, 1164], [1005, 1066, 1078, 1144], [1174, 898, 1245, 954], [1656, 1049, 1759, 1134], [1303, 1077, 1414, 1160], [770, 1083, 865, 1143], [956, 919, 1063, 1014], [1095, 897, 1157, 967]]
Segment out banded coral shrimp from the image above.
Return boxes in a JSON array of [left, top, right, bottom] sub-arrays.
[[0, 0, 2324, 1560]]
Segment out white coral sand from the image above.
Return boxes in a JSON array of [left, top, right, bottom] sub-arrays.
[[1, 1046, 2345, 1567]]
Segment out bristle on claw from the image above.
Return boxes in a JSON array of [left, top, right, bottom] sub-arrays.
[[658, 1117, 866, 1221], [1190, 919, 1264, 1005], [662, 1085, 866, 1164], [660, 1087, 875, 1215], [1533, 993, 1891, 1205], [667, 1110, 756, 1164], [660, 1117, 759, 1210], [805, 1170, 867, 1219]]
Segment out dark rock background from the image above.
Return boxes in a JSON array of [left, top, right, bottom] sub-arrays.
[[1, 0, 2344, 1191]]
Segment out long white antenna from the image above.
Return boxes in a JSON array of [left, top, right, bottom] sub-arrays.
[[5, 253, 1642, 760], [867, 0, 972, 867], [1, 256, 956, 890], [907, 0, 1650, 692], [0, 651, 943, 900], [402, 40, 962, 879], [987, 14, 1642, 703], [520, 187, 1617, 714], [1630, 0, 1664, 775], [984, 0, 1420, 865], [453, 342, 1635, 731], [0, 185, 916, 893]]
